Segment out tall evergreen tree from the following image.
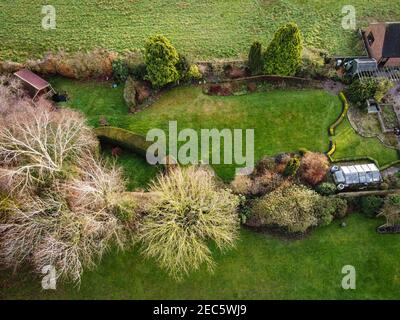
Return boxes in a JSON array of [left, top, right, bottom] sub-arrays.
[[263, 23, 303, 76], [248, 41, 264, 75]]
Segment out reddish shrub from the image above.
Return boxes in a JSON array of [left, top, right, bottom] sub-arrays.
[[111, 146, 123, 157], [247, 82, 257, 92], [226, 66, 247, 79], [207, 84, 232, 96], [136, 82, 151, 104], [299, 152, 329, 186]]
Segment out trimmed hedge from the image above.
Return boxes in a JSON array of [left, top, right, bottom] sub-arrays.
[[326, 141, 336, 160], [330, 156, 380, 168], [329, 92, 349, 136], [381, 160, 400, 171], [94, 126, 151, 157]]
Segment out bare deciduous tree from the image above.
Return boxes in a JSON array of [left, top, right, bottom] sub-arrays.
[[0, 104, 98, 195]]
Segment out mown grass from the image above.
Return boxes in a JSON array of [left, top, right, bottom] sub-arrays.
[[51, 78, 397, 180], [2, 213, 400, 299], [1, 0, 400, 62], [100, 143, 160, 191], [52, 78, 342, 180], [333, 118, 399, 165], [2, 79, 400, 300]]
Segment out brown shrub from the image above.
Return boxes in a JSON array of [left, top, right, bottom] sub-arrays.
[[231, 170, 284, 197], [247, 82, 257, 92], [26, 48, 118, 79], [230, 175, 253, 195], [299, 152, 329, 186], [207, 83, 233, 96], [226, 66, 247, 79], [275, 153, 291, 174], [135, 81, 151, 104], [253, 171, 284, 195], [253, 157, 277, 176]]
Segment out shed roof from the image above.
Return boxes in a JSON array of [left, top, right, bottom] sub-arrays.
[[14, 69, 50, 91], [382, 23, 400, 58]]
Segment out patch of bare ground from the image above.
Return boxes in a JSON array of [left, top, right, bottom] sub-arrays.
[[347, 106, 398, 149], [322, 80, 346, 95]]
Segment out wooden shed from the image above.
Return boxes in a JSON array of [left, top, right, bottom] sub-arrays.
[[13, 69, 55, 102]]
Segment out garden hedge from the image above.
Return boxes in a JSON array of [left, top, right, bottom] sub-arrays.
[[329, 92, 349, 136], [94, 126, 151, 157], [326, 141, 336, 161]]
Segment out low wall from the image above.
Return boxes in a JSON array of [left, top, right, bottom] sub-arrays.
[[94, 126, 151, 157]]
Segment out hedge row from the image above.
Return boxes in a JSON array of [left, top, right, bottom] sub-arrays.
[[381, 160, 400, 171], [329, 92, 349, 136], [94, 126, 151, 157], [326, 140, 336, 161], [330, 156, 380, 168]]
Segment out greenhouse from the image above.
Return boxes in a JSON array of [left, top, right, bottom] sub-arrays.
[[331, 163, 382, 190]]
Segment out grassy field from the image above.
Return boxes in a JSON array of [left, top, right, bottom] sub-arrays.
[[1, 0, 400, 62], [333, 118, 399, 165], [2, 213, 400, 299], [51, 78, 398, 180]]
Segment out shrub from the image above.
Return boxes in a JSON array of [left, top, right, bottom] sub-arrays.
[[347, 78, 394, 108], [299, 152, 329, 186], [123, 77, 137, 111], [176, 54, 190, 79], [112, 59, 129, 83], [250, 182, 320, 233], [144, 35, 180, 88], [253, 156, 277, 176], [185, 64, 203, 81], [316, 182, 337, 196], [252, 171, 284, 196], [378, 195, 400, 226], [360, 196, 384, 218], [230, 175, 253, 196], [312, 196, 348, 225], [131, 63, 147, 81], [230, 170, 284, 197], [264, 23, 303, 76], [330, 197, 348, 219], [297, 47, 329, 79], [27, 48, 117, 79], [248, 41, 264, 75], [139, 166, 240, 279], [283, 157, 300, 177], [314, 197, 335, 226], [0, 157, 131, 284], [298, 148, 309, 156], [0, 93, 133, 284]]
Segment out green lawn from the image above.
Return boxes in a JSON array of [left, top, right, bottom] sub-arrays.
[[2, 79, 400, 299], [2, 0, 400, 62], [2, 214, 400, 300], [101, 143, 160, 191], [52, 77, 397, 180], [333, 118, 399, 166]]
